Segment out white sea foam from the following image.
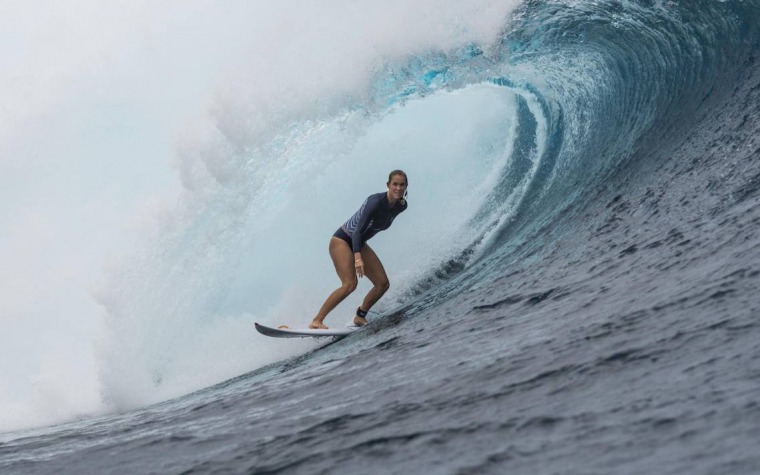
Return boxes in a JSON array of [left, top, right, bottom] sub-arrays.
[[0, 0, 523, 432]]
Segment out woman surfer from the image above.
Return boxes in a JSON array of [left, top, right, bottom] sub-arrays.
[[309, 170, 409, 329]]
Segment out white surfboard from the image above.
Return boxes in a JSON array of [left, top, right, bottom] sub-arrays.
[[254, 322, 360, 338]]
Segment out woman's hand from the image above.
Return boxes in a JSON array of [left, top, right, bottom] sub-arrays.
[[354, 254, 364, 278]]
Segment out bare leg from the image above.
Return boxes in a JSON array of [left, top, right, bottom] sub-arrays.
[[310, 237, 357, 329], [354, 244, 390, 326]]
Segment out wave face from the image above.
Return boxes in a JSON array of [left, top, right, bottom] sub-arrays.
[[3, 0, 760, 473], [422, 0, 760, 289]]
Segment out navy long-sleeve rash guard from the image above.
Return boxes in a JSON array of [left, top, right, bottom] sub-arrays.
[[339, 192, 407, 253]]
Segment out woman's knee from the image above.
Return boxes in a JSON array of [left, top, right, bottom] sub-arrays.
[[376, 278, 390, 293], [340, 279, 358, 295]]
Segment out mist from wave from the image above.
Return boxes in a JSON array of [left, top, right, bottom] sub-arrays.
[[0, 0, 523, 432]]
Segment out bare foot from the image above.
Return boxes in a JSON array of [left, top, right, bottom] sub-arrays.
[[353, 316, 368, 327], [309, 320, 328, 329]]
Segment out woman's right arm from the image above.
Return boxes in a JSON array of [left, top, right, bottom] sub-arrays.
[[351, 194, 381, 277]]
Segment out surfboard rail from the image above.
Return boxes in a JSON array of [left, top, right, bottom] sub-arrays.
[[254, 322, 359, 338]]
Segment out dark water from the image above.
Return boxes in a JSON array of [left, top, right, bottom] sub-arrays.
[[3, 0, 760, 473]]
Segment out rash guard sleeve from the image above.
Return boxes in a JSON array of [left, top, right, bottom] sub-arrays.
[[350, 194, 383, 253]]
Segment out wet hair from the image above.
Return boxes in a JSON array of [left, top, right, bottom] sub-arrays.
[[387, 169, 408, 186]]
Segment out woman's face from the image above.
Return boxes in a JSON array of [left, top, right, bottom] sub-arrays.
[[387, 174, 408, 201]]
